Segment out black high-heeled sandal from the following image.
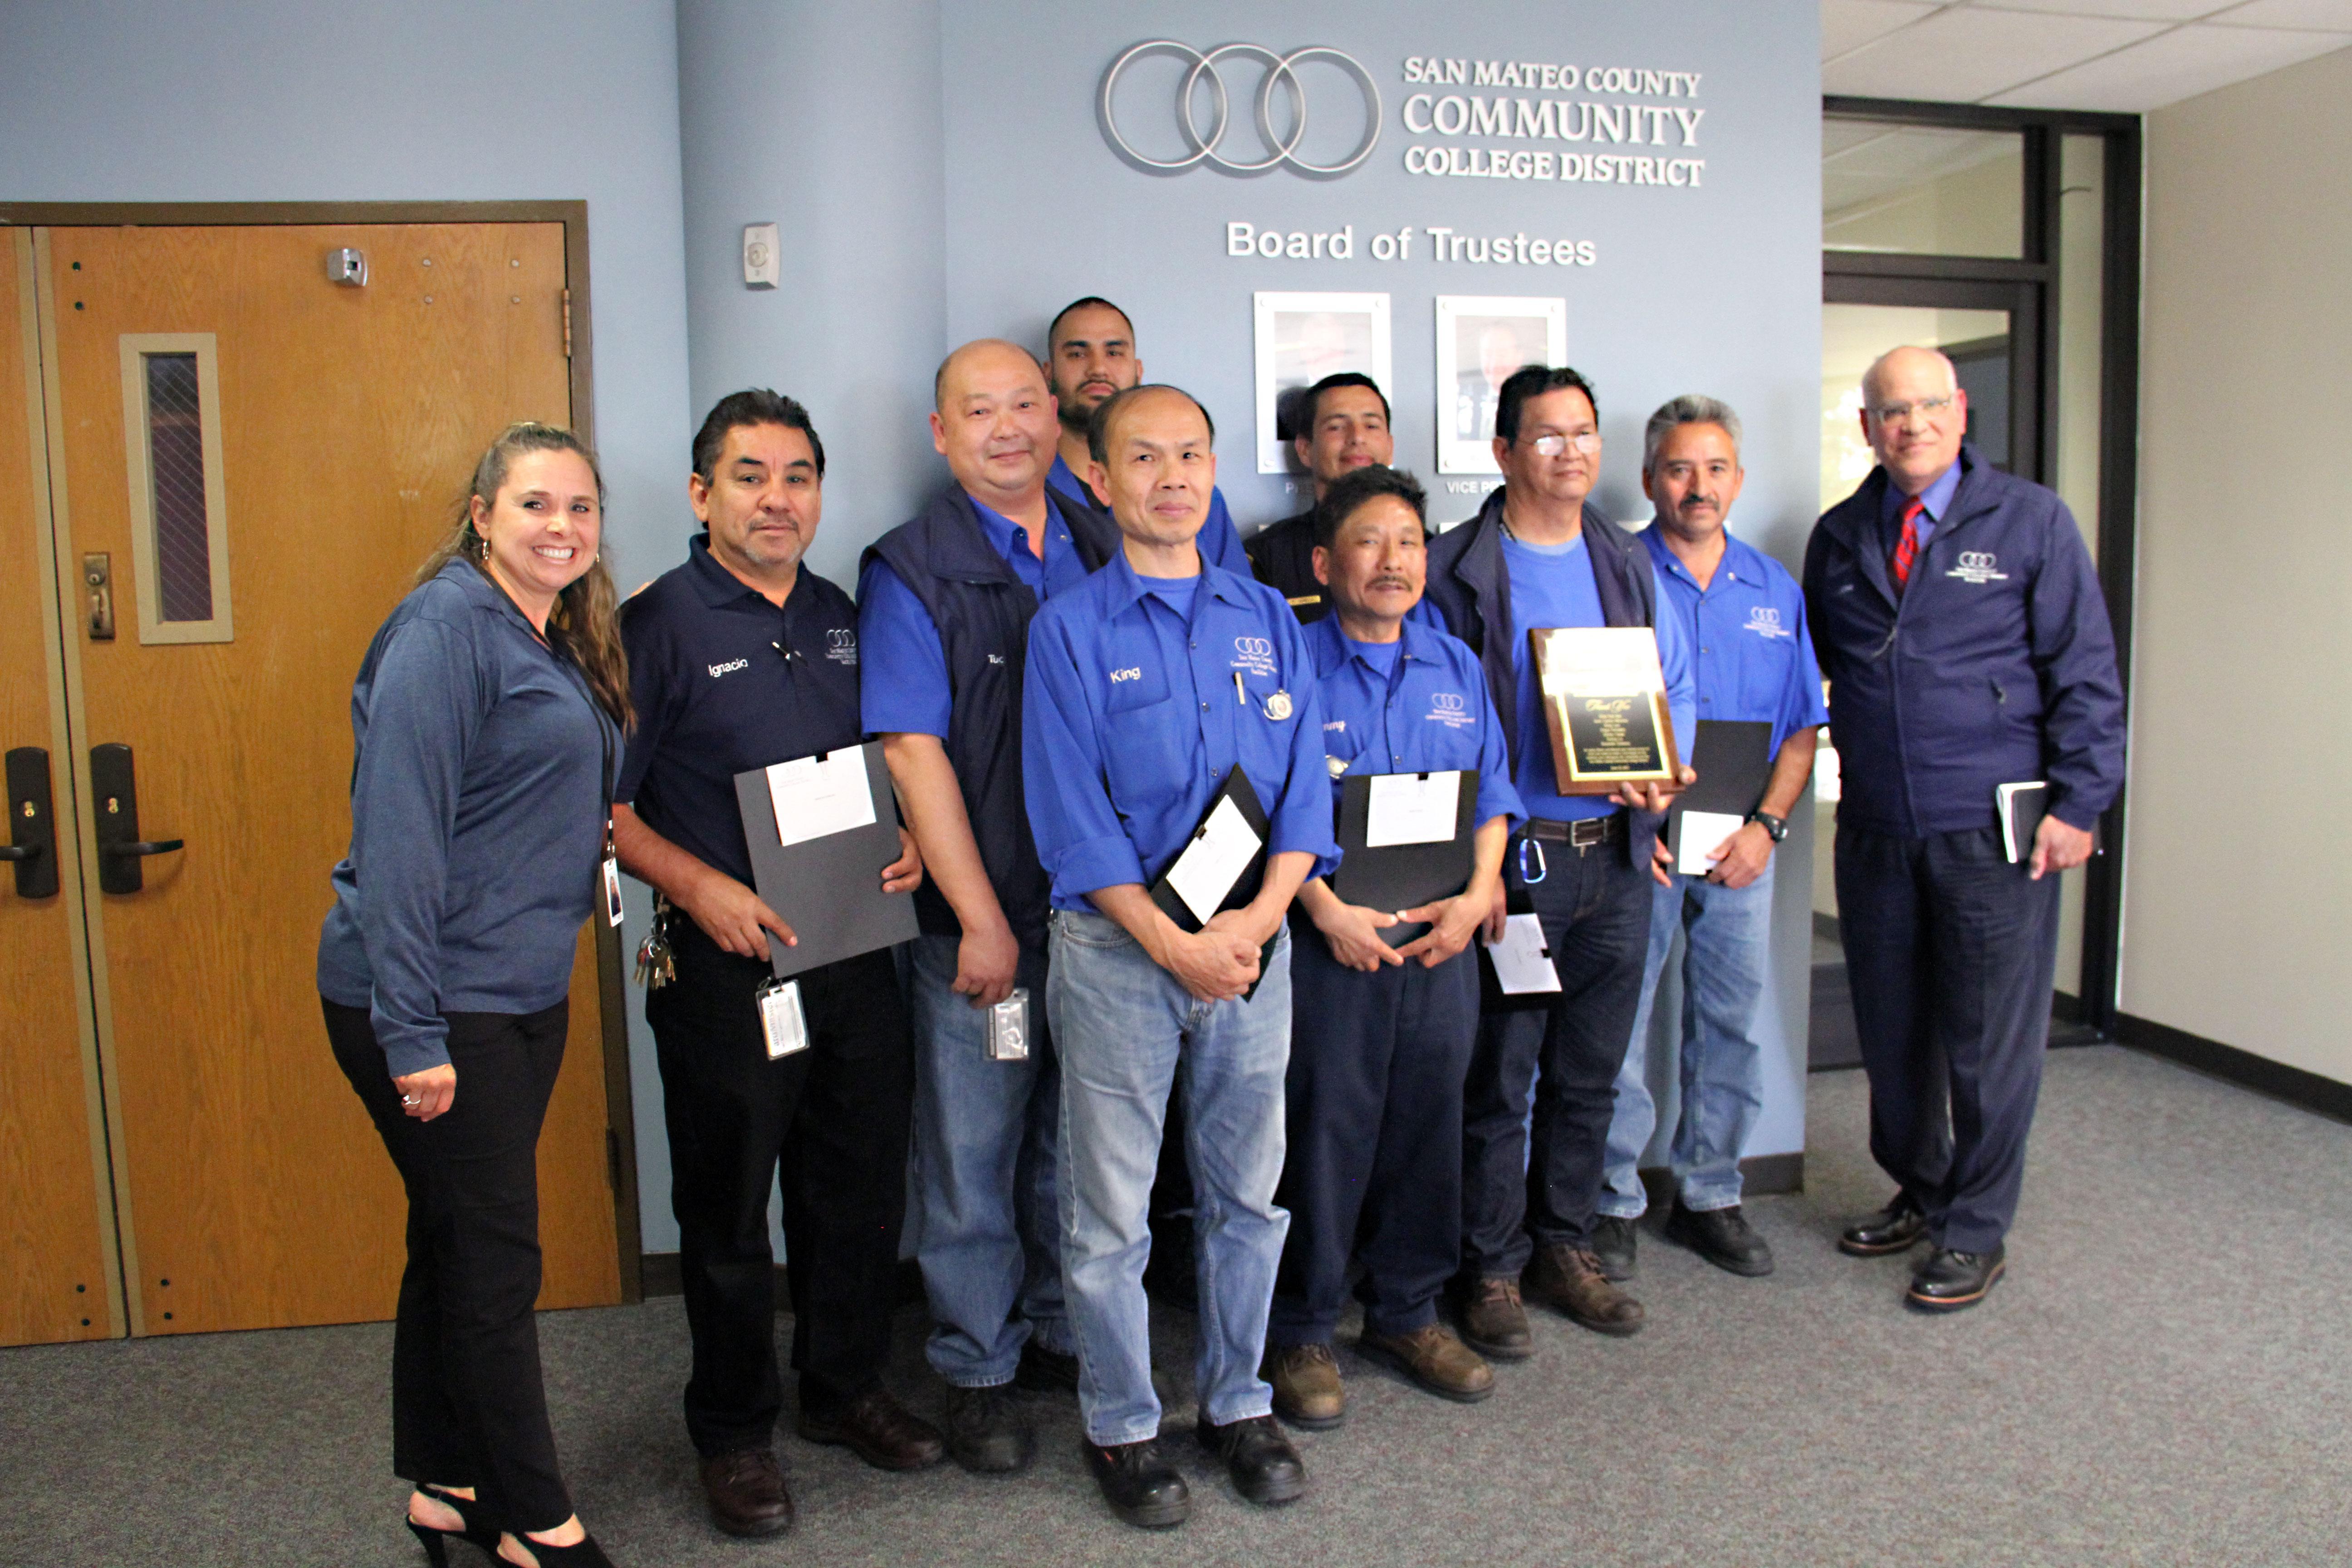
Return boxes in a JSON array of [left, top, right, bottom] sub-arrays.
[[404, 1485, 500, 1566], [497, 1530, 616, 1568]]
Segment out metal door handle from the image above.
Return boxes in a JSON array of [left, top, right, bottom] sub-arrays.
[[88, 742, 181, 894], [5, 747, 60, 898]]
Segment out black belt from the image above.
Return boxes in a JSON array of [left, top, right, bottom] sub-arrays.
[[1524, 813, 1624, 848]]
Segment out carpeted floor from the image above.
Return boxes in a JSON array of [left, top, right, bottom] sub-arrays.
[[2, 1044, 2346, 1567]]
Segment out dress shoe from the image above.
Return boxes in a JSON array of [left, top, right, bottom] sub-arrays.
[[1357, 1323, 1494, 1404], [1459, 1275, 1533, 1361], [1839, 1192, 1929, 1256], [1906, 1245, 2006, 1312], [1013, 1340, 1080, 1394], [1265, 1342, 1345, 1430], [1083, 1438, 1189, 1529], [697, 1446, 794, 1538], [1664, 1200, 1775, 1277], [1195, 1413, 1307, 1506], [796, 1387, 946, 1471], [1591, 1215, 1639, 1281], [943, 1382, 1032, 1474], [1523, 1242, 1646, 1336]]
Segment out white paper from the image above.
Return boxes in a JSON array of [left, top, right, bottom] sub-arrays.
[[1536, 626, 1665, 698], [1365, 771, 1462, 848], [1482, 913, 1562, 995], [1676, 811, 1745, 877], [1165, 794, 1264, 925], [766, 748, 877, 848], [758, 980, 808, 1058]]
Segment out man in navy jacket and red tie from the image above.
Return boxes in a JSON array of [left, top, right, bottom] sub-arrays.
[[1804, 345, 2124, 1313]]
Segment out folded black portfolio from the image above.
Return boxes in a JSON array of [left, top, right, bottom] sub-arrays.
[[1331, 769, 1480, 947], [1665, 720, 1773, 865], [1475, 883, 1557, 1013], [732, 740, 918, 982], [1998, 780, 2048, 865], [1148, 765, 1276, 999]]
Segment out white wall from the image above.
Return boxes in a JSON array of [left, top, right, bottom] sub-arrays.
[[2127, 45, 2352, 1085]]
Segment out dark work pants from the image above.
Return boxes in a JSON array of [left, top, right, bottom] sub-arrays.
[[325, 996, 574, 1534], [1462, 828, 1654, 1277], [1835, 823, 2060, 1254], [1270, 929, 1479, 1344], [647, 923, 913, 1456]]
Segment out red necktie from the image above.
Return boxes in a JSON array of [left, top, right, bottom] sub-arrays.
[[1890, 496, 1925, 595]]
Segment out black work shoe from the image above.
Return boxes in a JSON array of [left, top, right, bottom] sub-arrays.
[[1906, 1245, 2006, 1312], [1194, 1413, 1307, 1506], [697, 1446, 794, 1538], [1014, 1340, 1080, 1395], [1591, 1215, 1639, 1281], [1083, 1438, 1189, 1529], [1839, 1192, 1929, 1257], [944, 1383, 1032, 1474], [1664, 1200, 1775, 1277]]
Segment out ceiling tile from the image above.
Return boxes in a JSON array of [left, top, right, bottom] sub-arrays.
[[1966, 0, 2225, 19], [1985, 20, 2352, 105], [1823, 7, 2170, 99], [2205, 0, 2352, 28], [1823, 0, 1941, 60]]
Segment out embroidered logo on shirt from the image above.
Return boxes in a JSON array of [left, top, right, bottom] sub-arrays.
[[1743, 606, 1793, 640], [1426, 691, 1474, 730], [1947, 551, 2007, 585], [708, 658, 750, 678], [1110, 666, 1143, 684], [1231, 636, 1276, 677], [825, 627, 859, 665]]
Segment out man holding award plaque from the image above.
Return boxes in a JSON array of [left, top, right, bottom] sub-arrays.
[[1806, 347, 2122, 1312], [1422, 367, 1695, 1354], [1023, 384, 1339, 1528]]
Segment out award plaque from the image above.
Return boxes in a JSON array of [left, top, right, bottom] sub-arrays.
[[1529, 626, 1681, 794]]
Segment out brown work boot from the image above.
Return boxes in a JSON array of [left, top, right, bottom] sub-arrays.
[[1524, 1241, 1646, 1337], [1458, 1275, 1532, 1361], [1264, 1342, 1345, 1430], [1357, 1323, 1495, 1404]]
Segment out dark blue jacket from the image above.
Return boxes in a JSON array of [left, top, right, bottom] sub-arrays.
[[1423, 486, 1661, 869], [318, 559, 618, 1077], [1803, 448, 2124, 836], [862, 484, 1117, 949]]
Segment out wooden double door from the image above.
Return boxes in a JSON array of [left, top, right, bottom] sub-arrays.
[[0, 217, 630, 1344]]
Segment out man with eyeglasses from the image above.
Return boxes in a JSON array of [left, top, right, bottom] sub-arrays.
[[1804, 346, 2122, 1313], [1423, 366, 1695, 1358]]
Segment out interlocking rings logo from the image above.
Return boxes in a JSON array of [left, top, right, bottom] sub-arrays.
[[1945, 550, 2008, 586], [827, 628, 857, 652], [1235, 637, 1274, 657], [1100, 40, 1382, 176], [1432, 692, 1467, 714], [1958, 553, 1996, 570]]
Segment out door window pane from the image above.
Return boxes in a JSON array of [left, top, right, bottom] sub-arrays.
[[144, 353, 212, 622], [1824, 120, 2024, 259]]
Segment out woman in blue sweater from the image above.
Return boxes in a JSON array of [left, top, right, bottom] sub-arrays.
[[318, 422, 630, 1568]]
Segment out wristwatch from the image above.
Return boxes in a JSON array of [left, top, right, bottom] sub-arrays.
[[1748, 809, 1788, 843]]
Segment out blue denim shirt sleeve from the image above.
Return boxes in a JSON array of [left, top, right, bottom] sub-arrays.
[[1263, 608, 1343, 880], [856, 554, 952, 739], [1200, 487, 1248, 575], [1022, 603, 1150, 901], [1775, 586, 1833, 754], [1472, 662, 1526, 831], [1650, 563, 1699, 761], [348, 614, 484, 1077]]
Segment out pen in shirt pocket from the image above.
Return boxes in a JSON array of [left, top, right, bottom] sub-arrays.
[[1235, 670, 1245, 706]]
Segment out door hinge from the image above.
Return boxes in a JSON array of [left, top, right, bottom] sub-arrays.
[[562, 288, 573, 359]]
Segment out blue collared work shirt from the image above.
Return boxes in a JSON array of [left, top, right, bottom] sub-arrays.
[[1023, 553, 1341, 911], [858, 490, 1093, 738], [1640, 524, 1830, 755], [1306, 614, 1524, 833], [1046, 452, 1252, 577]]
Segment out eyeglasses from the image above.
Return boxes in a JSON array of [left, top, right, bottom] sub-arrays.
[[1866, 394, 1956, 426], [1526, 432, 1600, 458]]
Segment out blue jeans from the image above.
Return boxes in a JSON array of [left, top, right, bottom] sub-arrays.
[[1599, 862, 1773, 1219], [906, 934, 1067, 1388], [1047, 910, 1293, 1446]]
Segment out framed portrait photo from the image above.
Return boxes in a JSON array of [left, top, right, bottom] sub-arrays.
[[1435, 296, 1568, 475], [1253, 291, 1392, 473]]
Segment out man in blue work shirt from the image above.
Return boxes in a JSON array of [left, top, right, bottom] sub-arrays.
[[1024, 384, 1338, 1529], [1042, 295, 1250, 574], [1806, 346, 2122, 1312], [857, 340, 1117, 1475], [612, 391, 942, 1539], [1594, 397, 1829, 1284], [1422, 365, 1695, 1357], [1262, 465, 1523, 1432]]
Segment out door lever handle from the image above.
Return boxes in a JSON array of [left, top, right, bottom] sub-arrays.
[[0, 843, 35, 861], [5, 747, 60, 897], [88, 742, 182, 894]]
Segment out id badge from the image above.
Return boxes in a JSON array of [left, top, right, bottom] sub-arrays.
[[601, 854, 625, 928], [987, 988, 1031, 1062], [757, 979, 809, 1059]]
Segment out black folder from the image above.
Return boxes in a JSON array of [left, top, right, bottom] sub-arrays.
[[1148, 765, 1277, 999], [1475, 884, 1558, 1013], [1666, 720, 1773, 865], [1997, 780, 2048, 864], [1332, 769, 1480, 947], [732, 740, 918, 982]]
